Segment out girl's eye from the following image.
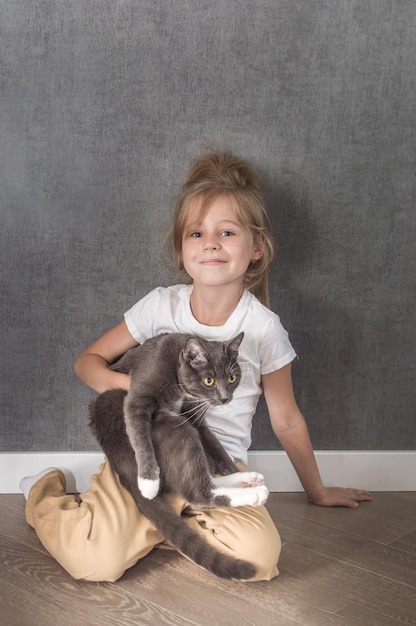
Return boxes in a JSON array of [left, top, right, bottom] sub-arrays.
[[228, 374, 237, 384], [203, 377, 215, 387], [220, 230, 234, 237], [191, 232, 202, 238]]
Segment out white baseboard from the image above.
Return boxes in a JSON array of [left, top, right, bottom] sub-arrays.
[[1, 450, 415, 494]]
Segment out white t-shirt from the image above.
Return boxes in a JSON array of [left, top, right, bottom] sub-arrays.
[[124, 284, 297, 465]]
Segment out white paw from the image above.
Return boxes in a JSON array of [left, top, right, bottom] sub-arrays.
[[212, 471, 265, 488], [138, 476, 160, 499], [213, 485, 269, 507], [252, 485, 269, 505]]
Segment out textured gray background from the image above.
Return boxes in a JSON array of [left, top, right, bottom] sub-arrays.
[[1, 1, 415, 452]]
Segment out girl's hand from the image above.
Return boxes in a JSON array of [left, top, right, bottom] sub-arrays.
[[309, 486, 373, 508]]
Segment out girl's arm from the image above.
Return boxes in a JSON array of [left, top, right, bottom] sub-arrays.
[[262, 364, 372, 508], [74, 320, 138, 393]]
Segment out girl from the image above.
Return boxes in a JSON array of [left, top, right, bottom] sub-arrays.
[[20, 151, 372, 582]]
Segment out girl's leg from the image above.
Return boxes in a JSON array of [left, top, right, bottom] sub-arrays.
[[181, 503, 281, 581], [25, 461, 280, 582], [24, 460, 172, 582]]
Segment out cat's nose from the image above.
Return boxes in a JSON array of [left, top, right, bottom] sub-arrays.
[[220, 398, 228, 404]]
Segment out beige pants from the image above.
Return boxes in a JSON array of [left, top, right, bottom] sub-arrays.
[[25, 460, 281, 582]]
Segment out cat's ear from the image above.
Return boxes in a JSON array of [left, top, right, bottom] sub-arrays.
[[182, 337, 209, 366], [226, 332, 244, 355]]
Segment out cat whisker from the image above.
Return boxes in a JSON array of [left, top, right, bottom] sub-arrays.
[[170, 383, 188, 392], [174, 413, 202, 428], [183, 401, 209, 417], [194, 401, 211, 425], [179, 402, 207, 416], [194, 409, 208, 427], [174, 401, 209, 427]]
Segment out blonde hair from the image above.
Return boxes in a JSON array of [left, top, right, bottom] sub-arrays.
[[168, 151, 275, 307]]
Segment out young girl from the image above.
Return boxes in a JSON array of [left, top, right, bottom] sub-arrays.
[[20, 151, 372, 583]]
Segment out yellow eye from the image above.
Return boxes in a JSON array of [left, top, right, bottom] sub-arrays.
[[203, 377, 215, 387], [228, 374, 237, 384]]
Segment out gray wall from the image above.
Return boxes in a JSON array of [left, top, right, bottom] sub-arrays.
[[1, 1, 415, 453]]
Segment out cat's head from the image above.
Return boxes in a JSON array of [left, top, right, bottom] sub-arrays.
[[178, 332, 244, 406]]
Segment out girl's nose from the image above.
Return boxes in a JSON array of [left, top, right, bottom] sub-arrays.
[[203, 237, 221, 250]]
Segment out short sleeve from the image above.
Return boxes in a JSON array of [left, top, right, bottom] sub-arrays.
[[124, 288, 162, 343], [259, 315, 297, 375]]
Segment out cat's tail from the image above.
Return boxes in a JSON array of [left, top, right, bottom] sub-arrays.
[[130, 489, 256, 581]]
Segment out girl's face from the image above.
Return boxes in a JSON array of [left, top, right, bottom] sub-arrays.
[[181, 195, 262, 291]]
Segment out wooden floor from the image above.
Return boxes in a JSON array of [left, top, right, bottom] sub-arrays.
[[1, 492, 416, 626]]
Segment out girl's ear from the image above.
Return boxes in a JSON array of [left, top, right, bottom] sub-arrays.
[[251, 235, 264, 261]]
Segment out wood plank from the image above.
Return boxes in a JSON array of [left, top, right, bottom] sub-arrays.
[[336, 602, 408, 626], [0, 570, 109, 626], [118, 550, 306, 626], [268, 492, 416, 544], [132, 547, 362, 626], [1, 495, 51, 555], [0, 536, 198, 626], [390, 528, 416, 555], [274, 507, 416, 587], [275, 539, 416, 625]]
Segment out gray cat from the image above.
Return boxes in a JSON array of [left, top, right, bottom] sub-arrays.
[[89, 332, 268, 580]]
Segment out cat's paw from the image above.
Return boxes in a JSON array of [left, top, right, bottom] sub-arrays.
[[251, 484, 269, 505], [240, 471, 265, 487], [213, 485, 269, 507], [234, 484, 268, 506], [212, 472, 265, 488], [138, 477, 160, 499]]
